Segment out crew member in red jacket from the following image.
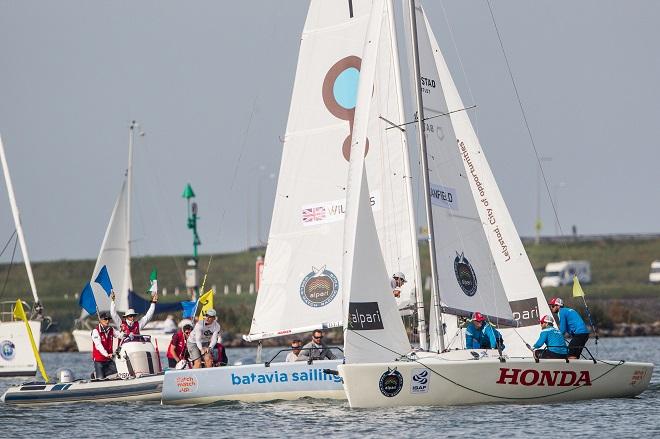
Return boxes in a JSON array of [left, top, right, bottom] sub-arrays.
[[110, 291, 158, 342], [91, 311, 118, 379], [167, 324, 193, 368]]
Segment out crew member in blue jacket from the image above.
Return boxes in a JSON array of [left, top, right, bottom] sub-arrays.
[[532, 314, 568, 359], [549, 297, 590, 359], [465, 312, 504, 350]]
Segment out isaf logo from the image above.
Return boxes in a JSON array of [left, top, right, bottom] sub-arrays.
[[300, 266, 339, 308], [411, 368, 429, 394], [379, 367, 403, 397], [0, 340, 16, 360], [454, 252, 477, 296]]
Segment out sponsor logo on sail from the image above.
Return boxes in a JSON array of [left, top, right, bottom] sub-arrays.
[[301, 192, 379, 227], [300, 266, 339, 308], [322, 55, 369, 161], [430, 183, 458, 210], [454, 252, 477, 296], [496, 368, 592, 386], [348, 302, 384, 330], [379, 367, 403, 397], [0, 340, 15, 361], [509, 298, 540, 327], [411, 368, 430, 394]]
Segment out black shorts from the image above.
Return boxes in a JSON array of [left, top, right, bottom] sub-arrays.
[[568, 333, 590, 358], [535, 349, 567, 359], [94, 360, 117, 379], [168, 358, 178, 368]]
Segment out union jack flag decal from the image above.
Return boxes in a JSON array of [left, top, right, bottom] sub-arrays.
[[302, 206, 326, 223]]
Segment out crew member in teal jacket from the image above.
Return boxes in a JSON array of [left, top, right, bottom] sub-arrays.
[[549, 297, 590, 359], [465, 312, 504, 350], [532, 314, 568, 359]]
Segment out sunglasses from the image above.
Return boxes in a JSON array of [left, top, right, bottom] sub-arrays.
[[291, 345, 301, 349], [313, 335, 323, 340], [100, 317, 109, 321]]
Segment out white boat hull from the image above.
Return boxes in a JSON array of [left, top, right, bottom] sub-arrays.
[[1, 373, 163, 405], [161, 359, 345, 404], [73, 328, 173, 353], [0, 320, 41, 377], [338, 351, 654, 407]]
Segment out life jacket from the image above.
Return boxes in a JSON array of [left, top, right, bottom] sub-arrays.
[[92, 325, 115, 362], [120, 319, 140, 337], [167, 330, 188, 360]]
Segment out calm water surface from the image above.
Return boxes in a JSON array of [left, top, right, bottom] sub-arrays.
[[1, 337, 658, 438]]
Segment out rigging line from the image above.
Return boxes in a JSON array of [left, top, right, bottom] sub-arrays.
[[216, 95, 259, 240], [0, 233, 18, 299], [384, 105, 477, 130], [438, 0, 480, 136], [485, 0, 564, 238], [0, 229, 17, 258], [347, 328, 624, 400]]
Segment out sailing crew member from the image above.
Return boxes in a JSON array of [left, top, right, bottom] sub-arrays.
[[531, 314, 568, 359], [297, 329, 336, 362], [465, 312, 504, 350], [167, 323, 193, 368], [110, 291, 157, 342], [548, 297, 590, 359], [391, 272, 406, 298], [187, 309, 221, 369], [91, 311, 118, 379], [286, 339, 302, 362]]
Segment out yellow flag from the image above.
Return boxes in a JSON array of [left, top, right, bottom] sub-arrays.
[[13, 299, 49, 383], [197, 289, 214, 319], [572, 275, 585, 298]]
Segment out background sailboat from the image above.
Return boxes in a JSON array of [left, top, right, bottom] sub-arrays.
[[72, 122, 181, 352], [0, 135, 43, 377]]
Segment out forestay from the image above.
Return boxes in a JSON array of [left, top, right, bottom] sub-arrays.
[[247, 0, 419, 341]]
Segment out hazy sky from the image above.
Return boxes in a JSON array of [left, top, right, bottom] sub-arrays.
[[1, 1, 658, 263]]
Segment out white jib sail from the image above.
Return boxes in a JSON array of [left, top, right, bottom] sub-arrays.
[[407, 2, 513, 326], [247, 0, 419, 341], [419, 11, 549, 357], [80, 178, 132, 318], [342, 0, 411, 363]]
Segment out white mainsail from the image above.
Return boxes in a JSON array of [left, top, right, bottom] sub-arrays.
[[247, 0, 420, 341], [419, 10, 550, 356], [342, 0, 411, 363]]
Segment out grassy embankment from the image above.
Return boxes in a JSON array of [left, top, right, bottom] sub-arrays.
[[1, 237, 659, 333]]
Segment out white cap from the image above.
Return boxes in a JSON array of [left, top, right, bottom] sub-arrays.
[[123, 309, 138, 317], [393, 272, 406, 282], [205, 309, 217, 317]]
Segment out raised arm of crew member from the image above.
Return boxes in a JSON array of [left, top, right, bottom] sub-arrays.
[[109, 292, 123, 332], [138, 292, 158, 330]]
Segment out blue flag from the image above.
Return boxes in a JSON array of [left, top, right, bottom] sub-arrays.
[[79, 282, 97, 315], [181, 300, 197, 319], [94, 265, 113, 296]]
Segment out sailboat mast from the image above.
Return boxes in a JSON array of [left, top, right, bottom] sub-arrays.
[[0, 136, 40, 306], [387, 0, 427, 351], [406, 0, 445, 352], [126, 121, 135, 295]]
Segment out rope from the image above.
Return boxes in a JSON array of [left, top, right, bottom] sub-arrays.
[[0, 232, 18, 299], [346, 328, 625, 401]]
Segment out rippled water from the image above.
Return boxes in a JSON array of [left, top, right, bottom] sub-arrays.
[[1, 337, 658, 438]]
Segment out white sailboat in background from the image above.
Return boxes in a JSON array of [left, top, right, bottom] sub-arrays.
[[162, 0, 424, 404], [337, 0, 653, 407], [72, 122, 181, 353], [0, 135, 43, 377]]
